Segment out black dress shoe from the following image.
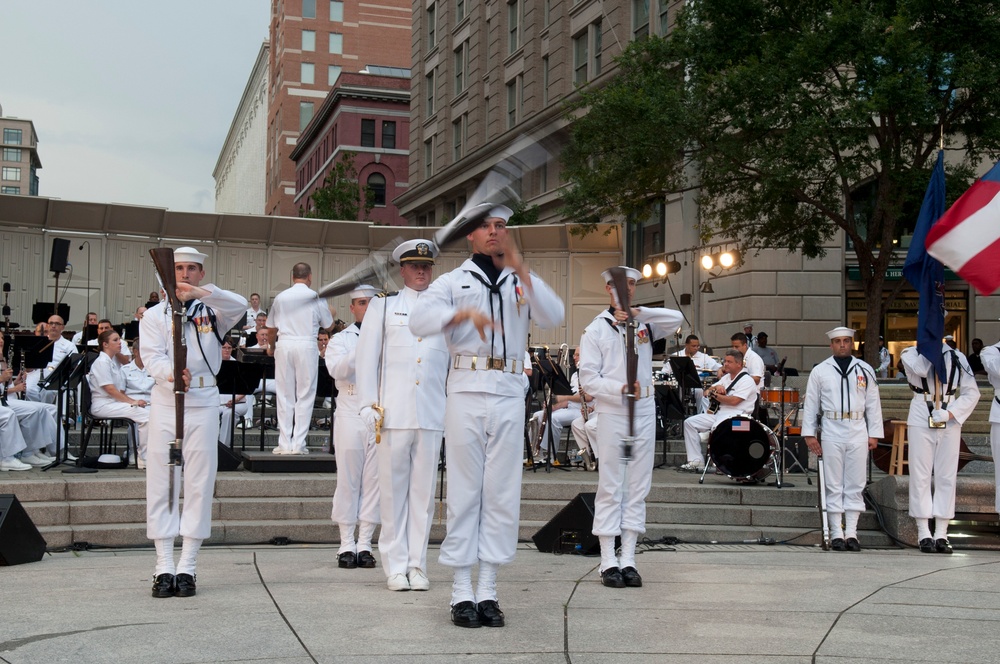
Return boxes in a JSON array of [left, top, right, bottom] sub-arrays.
[[338, 551, 358, 569], [451, 601, 482, 628], [601, 567, 626, 588], [919, 538, 935, 553], [151, 573, 175, 598], [935, 538, 953, 554], [621, 566, 643, 587], [845, 537, 861, 552], [476, 599, 505, 627], [831, 538, 846, 551], [175, 573, 197, 597], [357, 550, 376, 568]]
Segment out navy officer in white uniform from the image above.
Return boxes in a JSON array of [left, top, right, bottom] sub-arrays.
[[140, 246, 247, 598], [579, 267, 683, 589], [358, 239, 449, 592], [410, 206, 564, 628]]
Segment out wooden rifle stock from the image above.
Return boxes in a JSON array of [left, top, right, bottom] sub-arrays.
[[149, 248, 187, 512], [607, 267, 638, 455]]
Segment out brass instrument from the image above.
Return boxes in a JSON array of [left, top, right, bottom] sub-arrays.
[[579, 386, 590, 422]]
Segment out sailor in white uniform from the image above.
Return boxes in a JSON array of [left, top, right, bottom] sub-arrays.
[[801, 326, 884, 551], [409, 206, 564, 629], [140, 246, 247, 598], [327, 285, 380, 570], [89, 329, 150, 468]]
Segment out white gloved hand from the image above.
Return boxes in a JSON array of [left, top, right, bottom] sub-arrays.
[[360, 406, 381, 434], [931, 408, 950, 424]]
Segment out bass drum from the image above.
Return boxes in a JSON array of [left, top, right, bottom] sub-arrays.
[[708, 416, 778, 482]]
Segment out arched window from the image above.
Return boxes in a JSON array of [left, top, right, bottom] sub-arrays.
[[367, 173, 386, 207]]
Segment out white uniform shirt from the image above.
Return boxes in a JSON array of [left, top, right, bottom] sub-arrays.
[[707, 370, 757, 419], [743, 347, 766, 393], [409, 258, 564, 398], [980, 343, 1000, 424], [801, 356, 884, 442], [326, 323, 364, 421], [579, 306, 685, 417], [88, 352, 125, 412], [122, 361, 155, 399], [139, 286, 248, 408], [268, 282, 333, 338], [357, 288, 449, 430], [670, 349, 721, 373], [901, 345, 980, 429], [42, 337, 76, 381]]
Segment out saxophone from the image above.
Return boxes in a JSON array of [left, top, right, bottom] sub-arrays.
[[578, 385, 591, 422]]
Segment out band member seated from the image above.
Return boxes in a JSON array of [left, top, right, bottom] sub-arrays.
[[529, 346, 587, 463], [679, 349, 756, 472], [89, 329, 150, 468], [802, 326, 883, 552], [670, 334, 721, 413], [0, 330, 59, 467], [218, 340, 253, 448]]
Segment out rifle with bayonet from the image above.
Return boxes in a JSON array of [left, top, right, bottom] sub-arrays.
[[149, 248, 187, 513]]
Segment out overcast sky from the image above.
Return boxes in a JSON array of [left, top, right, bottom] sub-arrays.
[[2, 1, 270, 213]]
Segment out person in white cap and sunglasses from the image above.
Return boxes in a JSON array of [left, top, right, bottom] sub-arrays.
[[579, 266, 683, 589], [328, 283, 381, 572], [410, 206, 564, 629], [139, 246, 247, 598], [801, 327, 883, 552], [901, 335, 979, 554], [357, 239, 449, 592]]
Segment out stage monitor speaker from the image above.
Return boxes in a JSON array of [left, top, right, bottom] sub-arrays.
[[783, 436, 809, 472], [218, 442, 243, 471], [0, 494, 47, 566], [49, 238, 71, 274], [532, 492, 608, 555]]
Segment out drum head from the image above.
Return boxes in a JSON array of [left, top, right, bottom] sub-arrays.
[[708, 417, 778, 480]]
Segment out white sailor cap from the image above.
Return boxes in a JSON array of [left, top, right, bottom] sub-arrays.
[[826, 326, 856, 340], [392, 239, 438, 264], [743, 321, 754, 329], [944, 334, 954, 341], [173, 246, 208, 265], [98, 453, 122, 465], [486, 204, 514, 222], [348, 284, 378, 300], [601, 266, 642, 283]]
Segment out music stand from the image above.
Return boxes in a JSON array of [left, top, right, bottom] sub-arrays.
[[80, 324, 99, 344], [32, 302, 70, 325], [530, 353, 574, 473], [668, 356, 702, 416], [217, 361, 265, 451], [237, 347, 275, 450], [12, 335, 52, 375], [122, 321, 140, 341], [315, 359, 338, 455], [37, 353, 95, 472]]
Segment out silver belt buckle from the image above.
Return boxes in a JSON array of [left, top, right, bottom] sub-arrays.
[[929, 416, 946, 429]]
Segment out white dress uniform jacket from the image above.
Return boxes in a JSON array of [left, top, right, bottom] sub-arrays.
[[979, 343, 1000, 511], [26, 337, 76, 402]]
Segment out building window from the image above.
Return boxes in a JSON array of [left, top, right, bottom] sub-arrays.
[[426, 69, 436, 115], [367, 173, 387, 206], [543, 0, 550, 26], [1, 186, 19, 194], [594, 20, 603, 76], [506, 78, 521, 129], [301, 62, 315, 84], [427, 3, 437, 50], [303, 0, 316, 19], [329, 32, 343, 54], [2, 148, 21, 162], [573, 32, 588, 86], [330, 0, 343, 21], [424, 137, 434, 178], [452, 115, 466, 161], [300, 101, 315, 130], [328, 64, 341, 85], [456, 0, 465, 22], [302, 29, 315, 51], [3, 129, 22, 145], [574, 21, 603, 85], [454, 41, 468, 94], [508, 0, 522, 54], [361, 119, 376, 147], [657, 0, 670, 36], [542, 56, 550, 105], [633, 0, 649, 40], [2, 167, 20, 181], [382, 121, 396, 149]]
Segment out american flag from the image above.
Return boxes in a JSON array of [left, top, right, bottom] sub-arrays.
[[732, 419, 750, 432]]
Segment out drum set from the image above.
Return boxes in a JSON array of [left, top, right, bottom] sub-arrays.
[[699, 386, 803, 485]]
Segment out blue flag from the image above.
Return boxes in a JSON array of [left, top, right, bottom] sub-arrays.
[[902, 151, 946, 382]]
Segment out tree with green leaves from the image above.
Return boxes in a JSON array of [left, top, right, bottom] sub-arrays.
[[301, 151, 374, 221], [562, 0, 1000, 364]]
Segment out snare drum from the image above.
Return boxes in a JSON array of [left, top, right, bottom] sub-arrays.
[[762, 387, 799, 406], [708, 416, 778, 482]]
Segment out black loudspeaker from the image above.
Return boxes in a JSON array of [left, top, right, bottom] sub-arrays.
[[783, 436, 809, 472], [49, 238, 71, 274], [218, 442, 243, 471], [532, 492, 602, 555], [0, 495, 47, 566]]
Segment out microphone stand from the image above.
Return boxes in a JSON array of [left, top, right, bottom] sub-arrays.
[[768, 358, 794, 488]]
